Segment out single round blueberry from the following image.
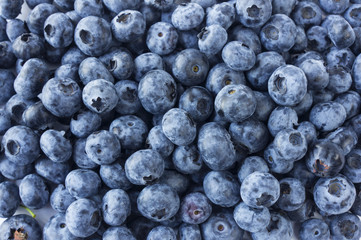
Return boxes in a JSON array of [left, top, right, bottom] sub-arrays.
[[292, 1, 323, 28], [179, 223, 202, 240], [35, 156, 71, 184], [229, 26, 262, 54], [137, 183, 180, 222], [162, 108, 197, 146], [235, 0, 272, 28], [0, 156, 34, 180], [313, 174, 356, 215], [65, 198, 102, 238], [322, 14, 355, 49], [146, 22, 178, 55], [329, 212, 361, 240], [198, 25, 228, 56], [237, 156, 269, 183], [233, 202, 270, 233], [70, 109, 102, 138], [335, 91, 361, 119], [273, 128, 308, 161], [241, 171, 280, 209], [100, 48, 134, 81], [172, 144, 202, 175], [111, 10, 146, 43], [19, 173, 49, 209], [147, 226, 177, 240], [206, 2, 235, 30], [309, 101, 347, 132], [102, 189, 131, 226], [276, 178, 305, 211], [299, 59, 329, 91], [72, 138, 98, 169], [203, 171, 240, 207], [40, 129, 72, 163], [146, 125, 174, 158], [268, 106, 298, 137], [50, 184, 77, 213], [264, 143, 295, 174], [297, 121, 317, 146], [100, 161, 132, 190], [78, 57, 114, 85], [12, 33, 45, 60], [103, 226, 136, 240], [299, 216, 330, 240], [43, 13, 74, 48], [65, 169, 101, 198], [0, 181, 20, 218], [26, 3, 58, 36], [0, 214, 42, 240], [342, 149, 361, 183], [222, 41, 256, 71], [171, 3, 204, 30], [306, 25, 332, 52], [180, 192, 212, 225]]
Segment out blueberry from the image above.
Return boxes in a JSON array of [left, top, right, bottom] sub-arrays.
[[297, 121, 318, 146], [0, 41, 16, 68], [85, 130, 121, 165], [273, 128, 308, 162], [178, 223, 202, 240], [14, 58, 49, 100], [0, 69, 15, 105], [326, 126, 358, 156], [311, 88, 336, 104], [79, 57, 114, 85], [353, 53, 361, 94], [61, 47, 87, 66], [293, 91, 314, 116], [147, 226, 176, 240], [251, 212, 293, 240], [157, 169, 190, 195], [102, 189, 131, 226], [0, 0, 23, 19], [146, 22, 178, 55], [0, 214, 42, 240], [235, 0, 272, 28], [100, 48, 134, 81], [103, 226, 136, 240], [74, 0, 103, 18], [276, 177, 306, 211], [133, 52, 164, 81], [299, 218, 330, 240], [55, 64, 80, 83], [137, 183, 180, 222], [40, 129, 72, 163], [313, 174, 356, 215], [19, 173, 49, 209], [99, 161, 132, 190], [292, 1, 323, 29], [326, 47, 355, 71], [35, 156, 71, 184], [111, 10, 146, 43], [65, 198, 102, 238], [26, 3, 58, 36], [2, 125, 40, 166], [109, 115, 148, 150], [50, 184, 77, 213], [299, 59, 329, 91], [233, 201, 270, 233], [172, 48, 209, 86], [291, 26, 308, 52], [82, 79, 118, 114], [0, 108, 11, 135], [322, 15, 355, 49], [229, 26, 262, 54], [179, 192, 211, 222], [206, 2, 235, 30], [203, 170, 240, 207], [267, 106, 298, 137], [53, 0, 74, 12], [201, 210, 243, 240], [42, 77, 82, 117], [72, 138, 98, 169], [260, 14, 297, 52], [198, 122, 237, 170], [205, 63, 246, 96], [319, 0, 350, 14], [43, 213, 80, 240], [0, 156, 34, 180], [264, 142, 294, 174], [253, 91, 276, 122], [70, 109, 101, 138], [222, 41, 256, 71], [146, 125, 174, 158], [74, 16, 112, 56], [237, 156, 269, 183], [0, 181, 20, 218], [351, 26, 361, 54], [172, 144, 202, 175], [246, 51, 285, 91], [171, 3, 204, 30], [241, 171, 280, 208], [342, 149, 361, 183], [310, 101, 347, 132], [198, 25, 228, 56], [335, 91, 361, 119], [138, 69, 177, 114], [329, 212, 361, 240], [306, 25, 332, 52], [65, 169, 101, 198], [103, 0, 141, 14]]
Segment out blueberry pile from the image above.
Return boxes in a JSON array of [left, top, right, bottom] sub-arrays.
[[1, 0, 361, 239]]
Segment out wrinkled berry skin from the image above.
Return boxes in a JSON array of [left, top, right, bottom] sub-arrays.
[[82, 79, 118, 114], [299, 218, 330, 240], [74, 16, 112, 56], [0, 181, 20, 218], [313, 174, 356, 215], [19, 173, 49, 209], [241, 172, 280, 209], [162, 108, 197, 146], [65, 198, 102, 238], [233, 201, 270, 233], [172, 48, 209, 86], [251, 212, 293, 240], [137, 183, 180, 222], [14, 58, 49, 100], [42, 77, 82, 118], [102, 189, 131, 226], [215, 84, 257, 123], [171, 3, 204, 31], [146, 22, 178, 56], [222, 41, 256, 71], [201, 210, 244, 240], [235, 0, 272, 28], [111, 10, 146, 43], [2, 125, 40, 166], [65, 169, 101, 198], [50, 184, 76, 213], [138, 70, 177, 114], [203, 171, 240, 207], [0, 214, 42, 240], [43, 213, 81, 240], [125, 149, 164, 185], [198, 122, 237, 170], [85, 130, 121, 165], [305, 140, 345, 178], [309, 101, 347, 132], [180, 192, 212, 224]]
